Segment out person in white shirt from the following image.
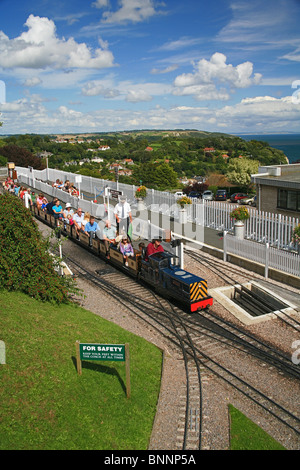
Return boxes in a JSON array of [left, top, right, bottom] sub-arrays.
[[24, 189, 32, 209], [114, 196, 132, 238], [73, 208, 85, 238]]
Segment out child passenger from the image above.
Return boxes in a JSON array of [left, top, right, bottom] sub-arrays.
[[119, 236, 134, 267]]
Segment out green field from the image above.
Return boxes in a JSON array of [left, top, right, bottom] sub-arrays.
[[0, 290, 162, 450]]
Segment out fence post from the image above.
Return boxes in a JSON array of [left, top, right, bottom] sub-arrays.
[[223, 231, 227, 262], [265, 243, 269, 279], [277, 214, 281, 249]]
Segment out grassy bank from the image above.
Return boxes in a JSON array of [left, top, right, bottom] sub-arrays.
[[0, 290, 162, 450], [229, 405, 286, 450]]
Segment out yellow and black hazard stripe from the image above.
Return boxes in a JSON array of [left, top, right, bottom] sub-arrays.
[[190, 280, 208, 301]]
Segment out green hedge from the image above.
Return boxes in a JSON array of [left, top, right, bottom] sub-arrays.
[[0, 192, 75, 303]]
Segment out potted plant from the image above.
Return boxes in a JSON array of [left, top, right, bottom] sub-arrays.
[[230, 206, 249, 239], [135, 185, 147, 199], [292, 223, 300, 254], [135, 185, 147, 211], [177, 195, 192, 209], [177, 195, 192, 224]]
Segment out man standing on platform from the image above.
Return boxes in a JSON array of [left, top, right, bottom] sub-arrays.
[[114, 196, 132, 238]]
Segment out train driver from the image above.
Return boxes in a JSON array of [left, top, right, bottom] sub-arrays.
[[144, 237, 164, 262]]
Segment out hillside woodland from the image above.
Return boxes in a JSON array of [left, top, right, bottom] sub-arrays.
[[0, 130, 287, 192]]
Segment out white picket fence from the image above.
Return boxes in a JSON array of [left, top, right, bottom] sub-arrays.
[[224, 232, 300, 278], [201, 200, 299, 251]]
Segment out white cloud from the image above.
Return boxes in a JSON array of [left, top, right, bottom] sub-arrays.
[[1, 93, 298, 135], [218, 0, 293, 43], [173, 84, 230, 101], [0, 15, 115, 70], [173, 52, 262, 101], [81, 78, 172, 102], [125, 89, 152, 102], [151, 65, 179, 74], [158, 37, 204, 52], [101, 0, 164, 24], [81, 80, 120, 98], [92, 0, 110, 8], [23, 77, 42, 87]]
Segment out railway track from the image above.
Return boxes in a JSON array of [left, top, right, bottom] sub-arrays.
[[187, 248, 300, 332], [64, 251, 300, 449]]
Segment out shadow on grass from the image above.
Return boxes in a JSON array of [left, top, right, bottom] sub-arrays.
[[71, 356, 126, 395]]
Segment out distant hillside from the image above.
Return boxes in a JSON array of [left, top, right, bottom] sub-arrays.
[[49, 129, 237, 141]]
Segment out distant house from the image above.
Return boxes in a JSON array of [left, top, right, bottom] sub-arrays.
[[145, 146, 153, 151], [119, 169, 132, 176], [109, 163, 124, 171], [122, 158, 134, 165], [204, 147, 215, 153], [222, 154, 229, 160], [98, 145, 111, 151], [251, 163, 300, 217]]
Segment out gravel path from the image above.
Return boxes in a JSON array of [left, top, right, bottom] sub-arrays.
[[40, 221, 300, 450]]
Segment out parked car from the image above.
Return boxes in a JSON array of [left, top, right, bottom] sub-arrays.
[[202, 190, 214, 201], [230, 193, 248, 203], [174, 191, 184, 199], [188, 191, 201, 199], [251, 195, 257, 207], [239, 195, 256, 206], [215, 189, 227, 201]]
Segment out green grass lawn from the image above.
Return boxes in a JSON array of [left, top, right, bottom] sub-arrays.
[[0, 290, 162, 450], [229, 405, 286, 450]]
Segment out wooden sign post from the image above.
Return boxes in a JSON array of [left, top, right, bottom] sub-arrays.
[[75, 341, 131, 398]]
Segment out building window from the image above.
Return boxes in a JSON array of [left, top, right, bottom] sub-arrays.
[[277, 189, 300, 212]]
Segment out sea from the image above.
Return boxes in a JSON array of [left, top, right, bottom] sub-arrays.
[[236, 134, 300, 164]]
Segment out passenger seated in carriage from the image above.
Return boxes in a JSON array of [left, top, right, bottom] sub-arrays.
[[52, 199, 64, 221], [73, 208, 85, 238], [84, 216, 99, 246], [102, 220, 116, 259], [63, 203, 74, 222], [119, 235, 134, 267]]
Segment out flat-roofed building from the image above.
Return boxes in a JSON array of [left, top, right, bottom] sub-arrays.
[[251, 163, 300, 217]]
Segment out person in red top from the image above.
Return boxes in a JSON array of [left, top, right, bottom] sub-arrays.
[[145, 237, 164, 261]]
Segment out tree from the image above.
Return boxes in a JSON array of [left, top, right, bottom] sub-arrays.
[[152, 163, 178, 190], [226, 158, 259, 191], [0, 144, 45, 170]]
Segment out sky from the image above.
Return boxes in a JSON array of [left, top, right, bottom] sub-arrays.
[[0, 0, 300, 135]]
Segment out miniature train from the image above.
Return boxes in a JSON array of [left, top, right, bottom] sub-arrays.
[[32, 205, 213, 313]]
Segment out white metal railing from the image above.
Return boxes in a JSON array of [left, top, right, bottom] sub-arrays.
[[16, 166, 299, 251], [223, 232, 300, 278], [0, 167, 7, 178]]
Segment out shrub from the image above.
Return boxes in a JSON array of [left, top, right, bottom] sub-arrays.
[[0, 193, 76, 303]]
